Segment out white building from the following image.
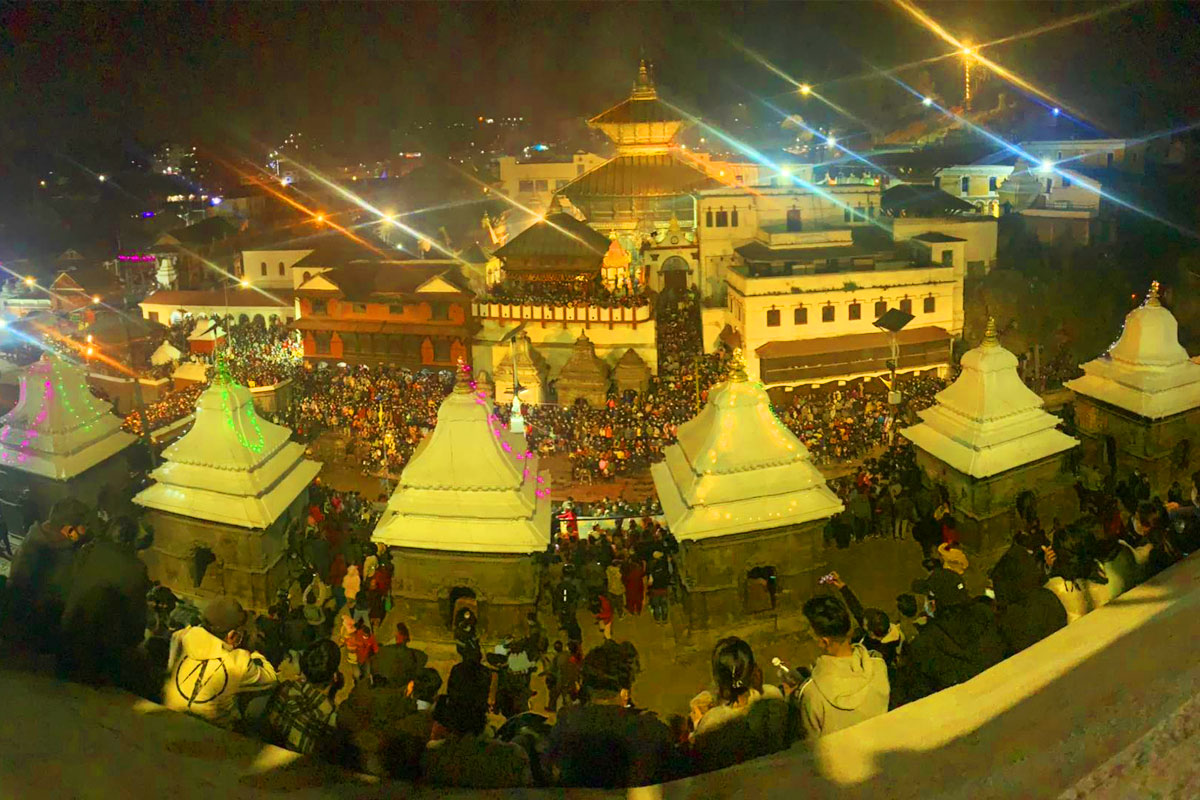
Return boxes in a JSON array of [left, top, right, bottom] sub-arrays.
[[722, 226, 964, 386], [932, 164, 1015, 217], [1020, 138, 1147, 175], [496, 152, 606, 215]]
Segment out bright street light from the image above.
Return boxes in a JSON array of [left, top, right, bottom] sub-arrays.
[[92, 295, 101, 303], [23, 276, 34, 287], [799, 84, 812, 96], [826, 136, 837, 148], [239, 279, 250, 288], [98, 174, 107, 182], [1039, 158, 1053, 172], [314, 213, 325, 224], [1052, 107, 1061, 116], [922, 96, 933, 107]]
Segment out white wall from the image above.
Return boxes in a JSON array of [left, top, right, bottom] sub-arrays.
[[887, 217, 998, 271], [240, 249, 314, 290]]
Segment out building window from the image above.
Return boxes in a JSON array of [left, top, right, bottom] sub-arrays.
[[148, 311, 159, 323], [874, 300, 887, 318], [924, 296, 936, 314], [933, 176, 941, 189], [988, 176, 998, 192], [433, 338, 451, 362], [260, 261, 267, 276], [310, 298, 327, 315], [867, 204, 875, 219], [430, 302, 450, 321], [843, 206, 851, 222], [278, 261, 286, 276], [1056, 151, 1062, 160], [706, 210, 714, 227], [960, 176, 970, 194], [519, 180, 534, 193], [389, 303, 405, 316], [794, 306, 807, 325], [314, 332, 332, 354], [787, 209, 802, 232], [731, 209, 739, 227], [534, 179, 548, 192], [855, 204, 863, 221], [766, 308, 781, 327], [352, 302, 367, 314], [822, 305, 835, 322], [1062, 175, 1072, 188], [900, 298, 913, 314], [715, 210, 729, 227], [848, 302, 861, 320], [302, 271, 312, 284]]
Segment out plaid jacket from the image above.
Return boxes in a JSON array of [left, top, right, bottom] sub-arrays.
[[264, 680, 338, 755]]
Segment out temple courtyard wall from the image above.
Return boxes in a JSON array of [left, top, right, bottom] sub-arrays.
[[1073, 393, 1200, 494]]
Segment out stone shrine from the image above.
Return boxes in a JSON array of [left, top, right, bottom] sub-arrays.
[[651, 352, 843, 632], [0, 355, 137, 521], [555, 331, 610, 406], [373, 366, 552, 641], [495, 332, 549, 405], [903, 319, 1079, 561], [134, 363, 321, 611], [1066, 282, 1200, 491], [614, 347, 652, 396]]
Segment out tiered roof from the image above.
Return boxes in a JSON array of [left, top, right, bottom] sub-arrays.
[[651, 353, 843, 540], [133, 364, 321, 528], [372, 367, 551, 553], [0, 355, 136, 480], [557, 332, 610, 405], [903, 319, 1078, 478], [1066, 282, 1200, 419]]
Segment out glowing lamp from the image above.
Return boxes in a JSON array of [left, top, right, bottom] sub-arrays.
[[1039, 159, 1053, 172], [315, 213, 325, 223], [86, 347, 94, 356], [211, 196, 222, 206], [86, 334, 93, 343], [922, 96, 933, 107], [98, 174, 107, 182], [826, 136, 837, 148], [92, 295, 101, 303], [960, 46, 973, 56], [799, 84, 812, 96], [240, 279, 250, 288], [23, 276, 34, 287], [1052, 107, 1061, 116]]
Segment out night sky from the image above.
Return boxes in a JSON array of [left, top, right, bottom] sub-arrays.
[[1, 1, 1198, 153]]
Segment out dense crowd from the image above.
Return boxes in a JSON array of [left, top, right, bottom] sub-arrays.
[[121, 384, 204, 436], [4, 463, 1197, 789], [481, 277, 650, 309], [281, 364, 455, 476]]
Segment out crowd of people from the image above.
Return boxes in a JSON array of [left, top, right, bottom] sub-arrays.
[[6, 463, 1196, 788], [480, 277, 650, 309], [120, 384, 204, 437]]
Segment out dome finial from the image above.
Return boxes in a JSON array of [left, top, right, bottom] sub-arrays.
[[729, 348, 748, 381], [1146, 280, 1162, 307], [453, 357, 473, 393], [632, 59, 656, 98], [983, 316, 999, 347]]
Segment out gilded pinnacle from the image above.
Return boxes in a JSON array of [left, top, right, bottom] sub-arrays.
[[1146, 280, 1162, 307], [729, 348, 749, 381], [453, 356, 473, 393], [982, 316, 999, 347]]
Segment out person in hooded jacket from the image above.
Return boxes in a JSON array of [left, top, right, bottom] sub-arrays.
[[6, 497, 91, 650], [989, 532, 1067, 657], [904, 568, 1005, 700], [795, 595, 890, 740]]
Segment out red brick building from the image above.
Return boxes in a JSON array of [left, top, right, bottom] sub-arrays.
[[294, 262, 476, 368]]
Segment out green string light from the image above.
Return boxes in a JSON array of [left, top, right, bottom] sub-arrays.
[[215, 355, 266, 454]]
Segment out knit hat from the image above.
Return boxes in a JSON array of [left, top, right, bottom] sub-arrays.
[[917, 568, 970, 607], [203, 596, 248, 636], [937, 543, 970, 574]]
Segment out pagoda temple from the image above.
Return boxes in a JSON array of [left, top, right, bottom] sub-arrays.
[[0, 355, 137, 518], [559, 61, 722, 234], [903, 319, 1079, 559], [614, 347, 652, 396], [494, 332, 549, 405], [373, 366, 551, 640], [491, 212, 613, 297], [651, 352, 844, 631], [1066, 282, 1200, 490], [134, 362, 321, 610]]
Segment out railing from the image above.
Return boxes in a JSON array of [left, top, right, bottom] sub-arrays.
[[473, 301, 653, 326]]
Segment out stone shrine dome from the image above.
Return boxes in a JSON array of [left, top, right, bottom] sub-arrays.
[[903, 318, 1078, 479], [651, 353, 843, 540], [1067, 281, 1200, 419]]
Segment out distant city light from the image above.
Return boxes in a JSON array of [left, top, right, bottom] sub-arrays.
[[315, 213, 325, 223], [531, 144, 549, 152], [86, 346, 94, 356], [922, 96, 934, 107], [23, 276, 34, 287], [141, 211, 155, 218], [210, 196, 222, 206], [91, 295, 101, 303], [1040, 158, 1053, 172], [800, 84, 812, 95], [827, 136, 837, 148], [39, 180, 46, 187], [97, 174, 107, 182], [86, 334, 94, 343], [1052, 107, 1061, 116], [960, 46, 974, 56]]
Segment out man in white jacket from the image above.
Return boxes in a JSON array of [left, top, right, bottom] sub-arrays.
[[796, 595, 890, 740], [162, 596, 278, 729]]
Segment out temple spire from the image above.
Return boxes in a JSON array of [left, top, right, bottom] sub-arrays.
[[982, 316, 999, 347], [453, 357, 473, 393], [1146, 280, 1162, 307], [632, 59, 656, 99], [729, 348, 748, 382]]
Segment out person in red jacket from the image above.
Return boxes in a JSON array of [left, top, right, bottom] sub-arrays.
[[593, 593, 614, 639], [345, 619, 380, 686]]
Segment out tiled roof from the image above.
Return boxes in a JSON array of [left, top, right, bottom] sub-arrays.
[[590, 96, 682, 126], [307, 263, 470, 301], [140, 288, 294, 308], [559, 153, 722, 199], [493, 214, 611, 261], [755, 326, 949, 360]]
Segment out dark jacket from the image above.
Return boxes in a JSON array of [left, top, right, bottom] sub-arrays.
[[7, 523, 78, 645], [545, 702, 675, 788], [374, 642, 428, 685], [996, 588, 1067, 656], [690, 696, 792, 775], [905, 600, 1005, 696]]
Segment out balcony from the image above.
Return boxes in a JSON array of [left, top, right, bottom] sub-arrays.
[[473, 300, 653, 326]]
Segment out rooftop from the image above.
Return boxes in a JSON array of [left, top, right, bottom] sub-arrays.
[[493, 213, 611, 262], [299, 263, 471, 300], [559, 152, 722, 200], [140, 288, 294, 309]]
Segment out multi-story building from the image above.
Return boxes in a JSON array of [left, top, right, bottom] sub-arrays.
[[932, 165, 1015, 217], [496, 152, 606, 214], [723, 226, 963, 388], [293, 262, 476, 369], [1020, 139, 1147, 175]]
